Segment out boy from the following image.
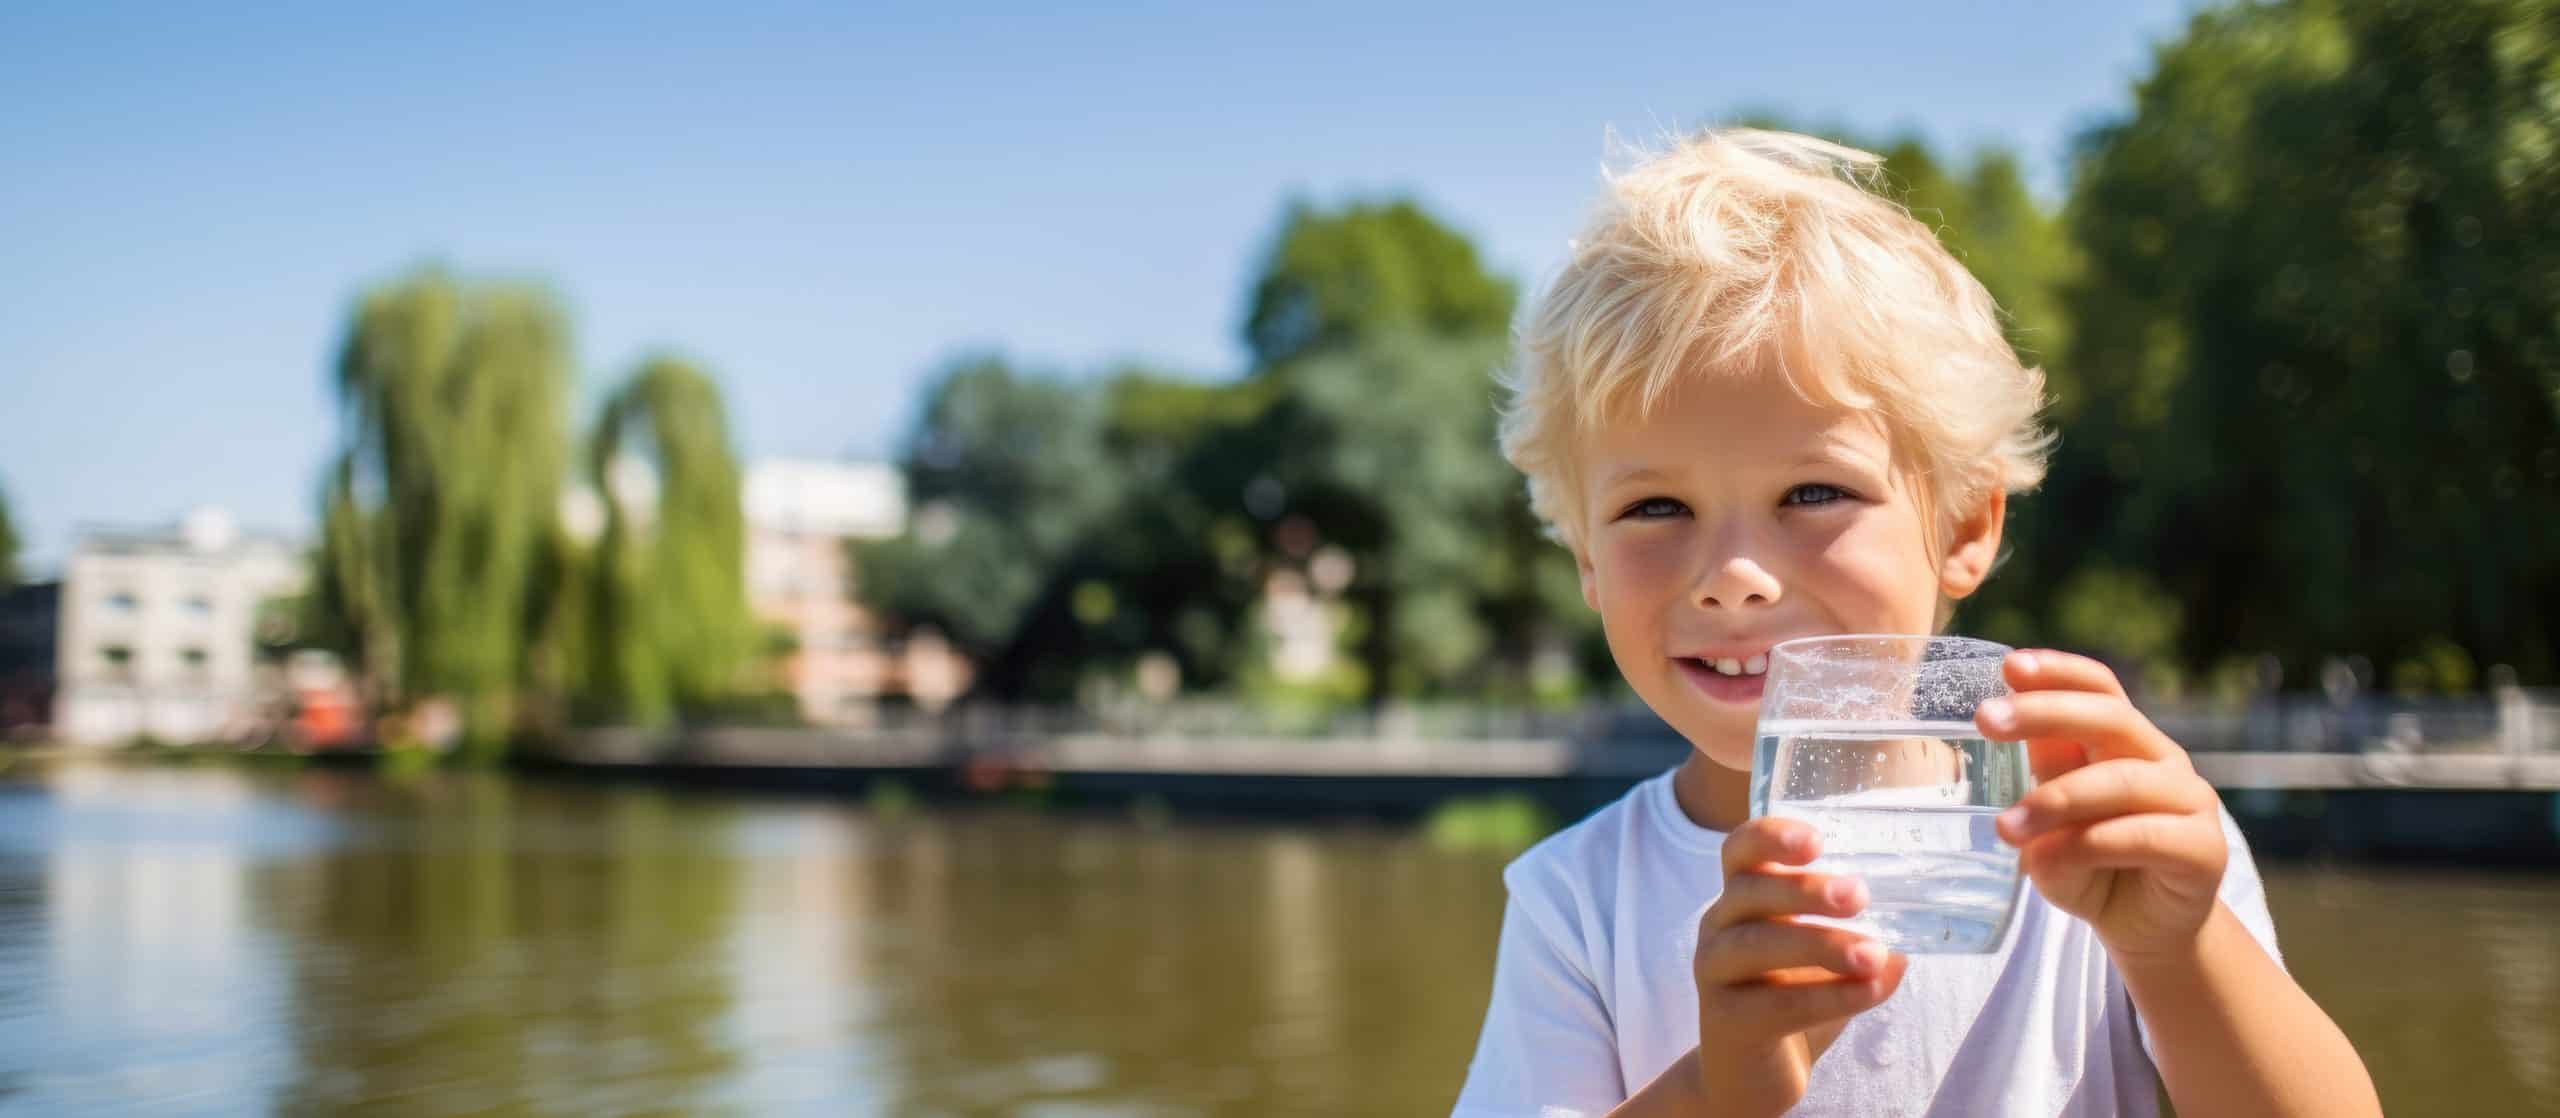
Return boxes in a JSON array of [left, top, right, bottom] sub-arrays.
[[1451, 130, 2378, 1117]]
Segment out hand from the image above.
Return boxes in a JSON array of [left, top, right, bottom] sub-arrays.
[[1690, 816, 1910, 1116], [1979, 649, 2229, 960]]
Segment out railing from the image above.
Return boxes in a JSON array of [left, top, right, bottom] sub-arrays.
[[840, 691, 2560, 753], [856, 699, 1627, 745], [546, 688, 2560, 783], [2150, 691, 2560, 755]]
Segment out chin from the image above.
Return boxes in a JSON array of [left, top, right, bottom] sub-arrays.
[[1688, 731, 1754, 773], [1657, 695, 1754, 771]]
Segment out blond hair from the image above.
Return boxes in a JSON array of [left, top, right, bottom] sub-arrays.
[[1500, 128, 2053, 555]]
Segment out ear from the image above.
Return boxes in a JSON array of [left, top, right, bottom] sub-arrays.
[[1937, 485, 2006, 600], [1576, 544, 1601, 612]]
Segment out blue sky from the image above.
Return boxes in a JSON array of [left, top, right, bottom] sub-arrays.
[[0, 0, 2196, 571]]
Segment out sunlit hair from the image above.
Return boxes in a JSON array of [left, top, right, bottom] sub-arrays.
[[1499, 127, 2053, 555]]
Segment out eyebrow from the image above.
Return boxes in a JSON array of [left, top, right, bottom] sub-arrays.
[[1601, 465, 1671, 488], [1600, 446, 1880, 489], [1797, 435, 1889, 472]]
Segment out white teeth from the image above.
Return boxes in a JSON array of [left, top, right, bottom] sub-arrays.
[[1745, 654, 1767, 675], [1716, 657, 1743, 676]]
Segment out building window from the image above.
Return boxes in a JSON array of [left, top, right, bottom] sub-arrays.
[[183, 595, 214, 617], [101, 646, 134, 680], [181, 648, 210, 676], [106, 591, 140, 613]]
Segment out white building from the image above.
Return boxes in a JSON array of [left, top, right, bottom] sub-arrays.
[[53, 508, 304, 745], [744, 459, 969, 724]]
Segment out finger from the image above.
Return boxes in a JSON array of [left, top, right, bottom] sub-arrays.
[[1976, 690, 2177, 763], [1717, 954, 1909, 1035], [2003, 649, 2129, 700], [1704, 870, 1867, 930], [1996, 651, 2144, 780], [1697, 919, 1887, 985], [2020, 813, 2228, 881], [1721, 816, 1821, 879], [2024, 737, 2095, 783], [1996, 759, 2217, 846]]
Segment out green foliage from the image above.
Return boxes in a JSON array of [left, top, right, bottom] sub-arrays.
[[1234, 198, 1597, 703], [859, 199, 1595, 705], [378, 744, 442, 778], [317, 267, 572, 757], [1243, 198, 1516, 372], [2390, 637, 2479, 698], [2039, 0, 2560, 682], [854, 355, 1119, 660], [1425, 794, 1558, 855], [866, 778, 918, 819], [963, 377, 1269, 700], [579, 357, 760, 726], [2050, 566, 2186, 670], [1256, 331, 1526, 698]]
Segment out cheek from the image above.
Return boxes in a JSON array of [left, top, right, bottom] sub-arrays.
[[1594, 533, 1685, 608], [1810, 516, 1941, 627]]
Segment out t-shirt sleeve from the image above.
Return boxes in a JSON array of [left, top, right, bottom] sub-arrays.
[[2135, 803, 2284, 1062], [1450, 864, 1627, 1118]]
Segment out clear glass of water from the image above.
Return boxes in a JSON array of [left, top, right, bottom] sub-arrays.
[[1750, 634, 2029, 954]]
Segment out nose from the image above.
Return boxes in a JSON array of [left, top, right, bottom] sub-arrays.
[[1695, 550, 1783, 610]]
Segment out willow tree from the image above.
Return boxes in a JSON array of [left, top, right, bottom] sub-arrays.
[[319, 267, 571, 756], [581, 356, 756, 724]]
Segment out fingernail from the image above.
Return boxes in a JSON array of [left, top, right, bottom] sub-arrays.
[[1978, 698, 2013, 731], [1825, 879, 1856, 911], [1847, 942, 1882, 976], [2012, 651, 2038, 674], [1998, 805, 2028, 834], [1786, 830, 1815, 858]]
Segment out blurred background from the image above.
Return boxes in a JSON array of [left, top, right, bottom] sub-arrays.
[[2, 1, 2557, 1114]]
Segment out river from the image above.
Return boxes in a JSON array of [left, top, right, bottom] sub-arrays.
[[0, 762, 2551, 1115]]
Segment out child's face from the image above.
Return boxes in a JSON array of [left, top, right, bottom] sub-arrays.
[[1573, 370, 2003, 772]]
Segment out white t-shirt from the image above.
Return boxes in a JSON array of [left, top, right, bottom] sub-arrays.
[[1451, 769, 2281, 1117]]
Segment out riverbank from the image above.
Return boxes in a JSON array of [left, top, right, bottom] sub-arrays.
[[16, 723, 2560, 862]]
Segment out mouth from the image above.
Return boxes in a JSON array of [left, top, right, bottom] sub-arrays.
[[1672, 653, 1769, 705]]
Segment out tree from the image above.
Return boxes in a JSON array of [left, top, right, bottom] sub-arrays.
[[579, 357, 758, 724], [1256, 331, 1527, 699], [2045, 0, 2560, 682], [1026, 371, 1274, 694], [853, 355, 1120, 665], [1243, 199, 1516, 373], [317, 267, 571, 756], [1237, 198, 1580, 702]]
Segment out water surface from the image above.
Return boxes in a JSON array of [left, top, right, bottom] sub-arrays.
[[0, 762, 2549, 1115]]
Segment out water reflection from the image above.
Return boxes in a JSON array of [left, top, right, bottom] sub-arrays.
[[0, 763, 2551, 1116], [0, 766, 300, 1111], [247, 775, 747, 1115], [2264, 865, 2560, 1112]]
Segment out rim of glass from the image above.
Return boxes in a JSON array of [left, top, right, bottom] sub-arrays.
[[1766, 633, 2013, 660]]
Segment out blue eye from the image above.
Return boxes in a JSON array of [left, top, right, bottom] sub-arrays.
[[1783, 483, 1849, 507], [1619, 496, 1688, 520]]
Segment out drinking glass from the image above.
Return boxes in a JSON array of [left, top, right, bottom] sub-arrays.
[[1749, 634, 2029, 954]]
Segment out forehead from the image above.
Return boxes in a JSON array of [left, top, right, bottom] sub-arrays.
[[1581, 370, 1895, 482]]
